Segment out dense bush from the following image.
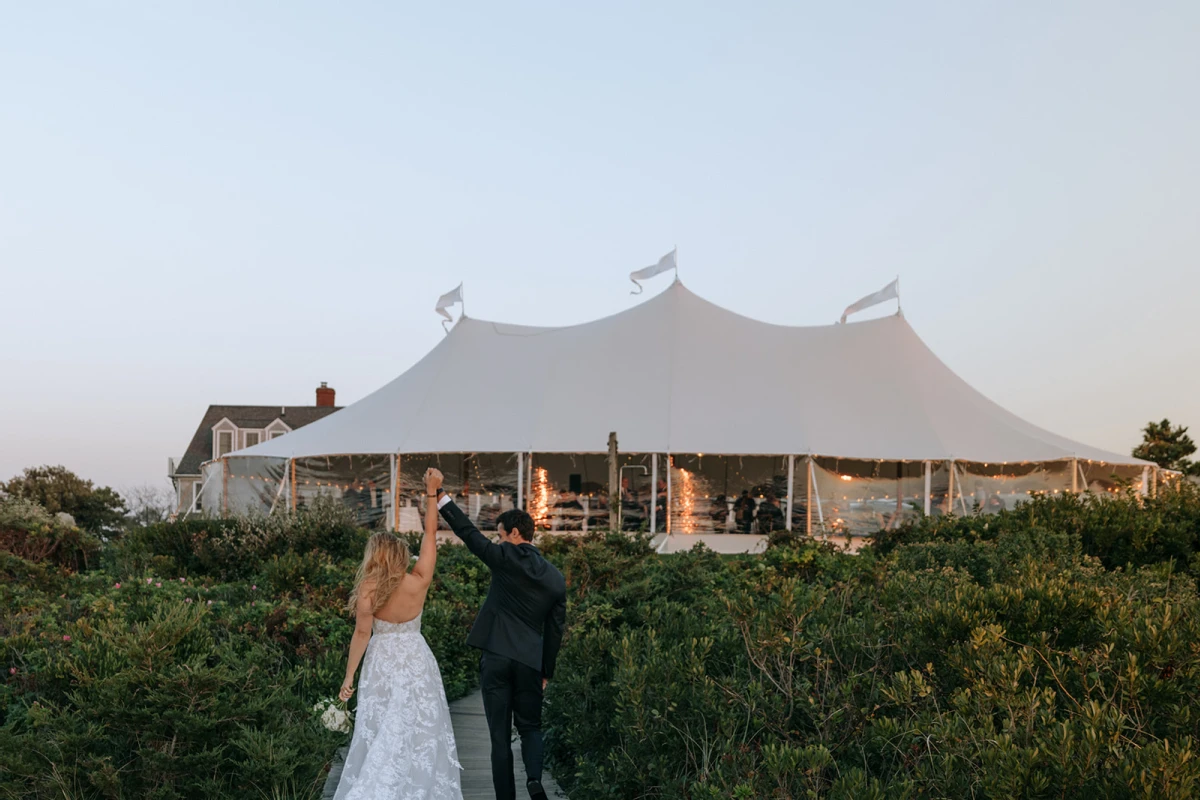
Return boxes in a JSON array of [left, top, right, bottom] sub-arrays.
[[545, 488, 1200, 799], [6, 485, 1200, 798], [0, 497, 101, 571], [875, 481, 1200, 581], [0, 502, 488, 799]]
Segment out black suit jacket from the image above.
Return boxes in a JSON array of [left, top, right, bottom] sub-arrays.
[[438, 498, 568, 679]]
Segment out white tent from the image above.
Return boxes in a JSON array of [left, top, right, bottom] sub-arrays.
[[207, 279, 1153, 537]]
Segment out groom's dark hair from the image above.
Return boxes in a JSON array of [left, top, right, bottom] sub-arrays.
[[497, 509, 535, 542]]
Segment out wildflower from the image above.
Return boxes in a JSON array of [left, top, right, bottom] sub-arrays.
[[114, 582, 121, 589], [251, 585, 257, 590], [185, 598, 193, 604], [179, 577, 185, 583], [207, 600, 213, 606], [147, 578, 152, 584], [155, 582, 162, 588], [9, 667, 15, 675], [252, 601, 257, 607], [62, 635, 71, 642]]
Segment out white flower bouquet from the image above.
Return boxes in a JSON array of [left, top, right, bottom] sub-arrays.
[[312, 697, 353, 734]]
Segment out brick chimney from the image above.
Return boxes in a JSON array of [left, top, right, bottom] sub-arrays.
[[316, 382, 336, 407]]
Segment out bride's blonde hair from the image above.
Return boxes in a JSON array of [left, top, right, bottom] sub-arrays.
[[347, 532, 410, 614]]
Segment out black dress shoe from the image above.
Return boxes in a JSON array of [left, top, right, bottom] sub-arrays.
[[527, 778, 548, 800]]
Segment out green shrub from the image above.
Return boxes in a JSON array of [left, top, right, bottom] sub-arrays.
[[0, 505, 490, 799], [545, 492, 1200, 799], [0, 497, 101, 571]]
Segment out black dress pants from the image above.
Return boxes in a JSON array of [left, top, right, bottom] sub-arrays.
[[480, 650, 544, 800]]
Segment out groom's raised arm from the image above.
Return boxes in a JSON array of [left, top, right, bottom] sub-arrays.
[[436, 492, 504, 569]]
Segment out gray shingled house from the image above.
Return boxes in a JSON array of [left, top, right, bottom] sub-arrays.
[[168, 383, 342, 515]]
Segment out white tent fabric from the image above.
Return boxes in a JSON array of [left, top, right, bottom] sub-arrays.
[[231, 280, 1146, 466]]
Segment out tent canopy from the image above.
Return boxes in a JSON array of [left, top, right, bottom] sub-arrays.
[[231, 280, 1147, 466]]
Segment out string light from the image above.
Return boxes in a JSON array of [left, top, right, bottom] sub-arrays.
[[676, 466, 696, 533], [532, 467, 550, 526]]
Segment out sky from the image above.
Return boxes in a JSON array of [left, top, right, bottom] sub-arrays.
[[1, 2, 1198, 495]]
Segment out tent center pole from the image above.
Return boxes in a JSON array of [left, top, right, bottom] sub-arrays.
[[923, 461, 931, 516], [665, 453, 672, 534], [516, 452, 524, 511], [649, 455, 658, 534], [785, 455, 795, 532], [947, 460, 955, 516], [607, 432, 619, 532], [805, 456, 813, 536], [1071, 458, 1079, 493]]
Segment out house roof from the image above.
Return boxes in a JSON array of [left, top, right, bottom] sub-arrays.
[[174, 404, 342, 476]]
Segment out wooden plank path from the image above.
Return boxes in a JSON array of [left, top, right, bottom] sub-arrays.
[[322, 688, 568, 799]]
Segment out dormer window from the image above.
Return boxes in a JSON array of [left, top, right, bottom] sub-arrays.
[[244, 431, 261, 448], [216, 430, 234, 458], [270, 430, 287, 440]]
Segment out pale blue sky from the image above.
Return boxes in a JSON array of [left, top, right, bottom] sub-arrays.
[[2, 2, 1198, 491]]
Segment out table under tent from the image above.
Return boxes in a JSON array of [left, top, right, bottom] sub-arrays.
[[200, 279, 1156, 552]]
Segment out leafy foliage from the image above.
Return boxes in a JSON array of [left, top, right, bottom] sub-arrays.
[[0, 496, 102, 571], [544, 488, 1200, 799], [0, 465, 128, 533], [0, 500, 489, 799], [1133, 418, 1200, 475]]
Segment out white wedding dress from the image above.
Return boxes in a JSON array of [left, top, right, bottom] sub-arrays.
[[334, 613, 463, 799]]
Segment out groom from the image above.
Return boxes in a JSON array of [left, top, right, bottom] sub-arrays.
[[425, 468, 567, 800]]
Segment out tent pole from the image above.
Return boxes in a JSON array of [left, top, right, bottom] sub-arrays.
[[394, 454, 401, 530], [290, 459, 297, 512], [268, 464, 288, 515], [1141, 465, 1150, 497], [516, 452, 524, 510], [388, 454, 397, 531], [607, 432, 619, 532], [785, 455, 795, 531], [527, 451, 534, 512], [805, 456, 813, 536], [221, 458, 229, 516], [1071, 458, 1079, 493], [649, 455, 658, 534], [947, 460, 955, 516], [923, 460, 932, 515], [665, 453, 672, 534], [181, 467, 217, 521], [810, 457, 825, 530], [955, 462, 969, 515]]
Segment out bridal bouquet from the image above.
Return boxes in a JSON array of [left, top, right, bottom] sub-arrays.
[[312, 697, 353, 734]]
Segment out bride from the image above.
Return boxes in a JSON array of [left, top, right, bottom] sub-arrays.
[[333, 469, 462, 799]]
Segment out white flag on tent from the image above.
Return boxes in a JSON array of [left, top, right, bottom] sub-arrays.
[[630, 248, 677, 294], [839, 278, 899, 323], [435, 283, 463, 323]]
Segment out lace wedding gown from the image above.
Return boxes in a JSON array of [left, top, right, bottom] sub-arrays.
[[334, 613, 463, 799]]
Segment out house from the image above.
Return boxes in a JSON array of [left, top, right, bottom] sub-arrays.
[[168, 382, 342, 515]]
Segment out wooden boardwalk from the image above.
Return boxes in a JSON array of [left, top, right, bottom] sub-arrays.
[[322, 688, 568, 799]]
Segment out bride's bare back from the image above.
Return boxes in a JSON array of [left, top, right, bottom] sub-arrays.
[[370, 571, 430, 624]]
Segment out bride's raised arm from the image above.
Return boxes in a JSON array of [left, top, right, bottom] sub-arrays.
[[410, 469, 441, 584]]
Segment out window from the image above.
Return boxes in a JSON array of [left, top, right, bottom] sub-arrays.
[[270, 430, 287, 440], [245, 431, 261, 448], [217, 430, 234, 457], [192, 482, 203, 512]]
